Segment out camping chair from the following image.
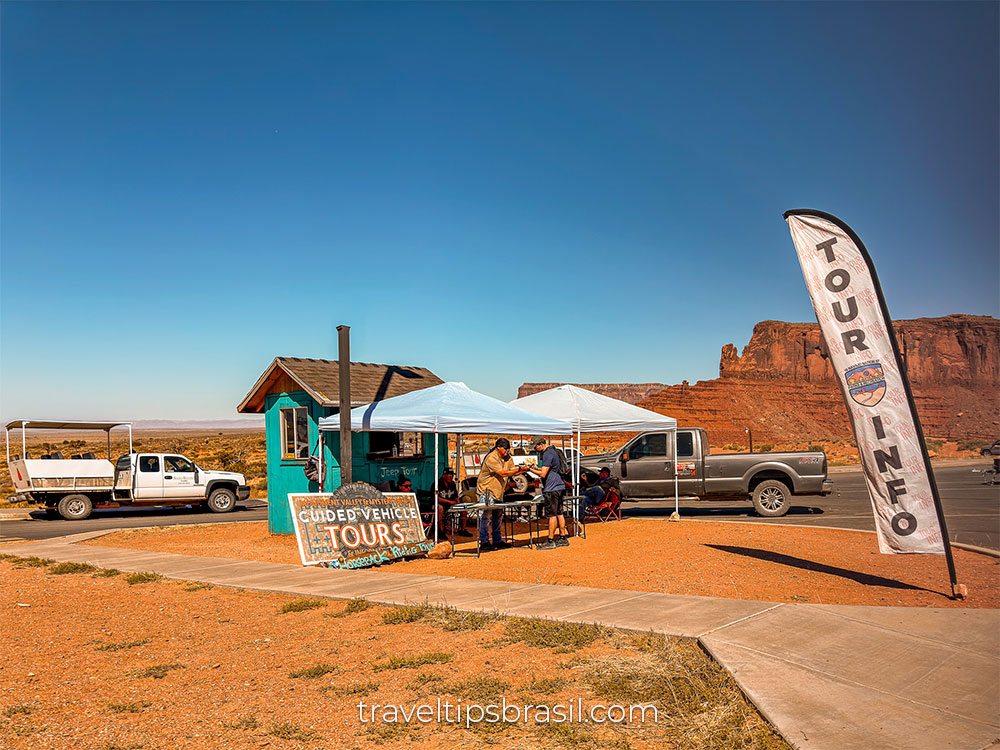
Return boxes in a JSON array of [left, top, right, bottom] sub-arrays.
[[586, 485, 623, 523]]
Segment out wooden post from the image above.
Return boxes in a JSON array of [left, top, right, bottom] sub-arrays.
[[337, 325, 352, 485]]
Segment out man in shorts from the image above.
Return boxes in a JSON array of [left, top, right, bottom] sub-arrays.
[[526, 436, 570, 549]]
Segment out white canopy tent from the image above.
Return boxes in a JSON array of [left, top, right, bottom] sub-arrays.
[[318, 382, 573, 542], [510, 384, 680, 513]]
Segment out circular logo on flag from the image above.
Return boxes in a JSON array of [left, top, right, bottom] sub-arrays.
[[845, 361, 886, 407]]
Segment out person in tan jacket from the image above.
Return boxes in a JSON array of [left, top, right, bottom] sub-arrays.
[[476, 437, 527, 550]]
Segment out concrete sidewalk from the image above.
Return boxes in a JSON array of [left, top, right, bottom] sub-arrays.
[[4, 533, 998, 750]]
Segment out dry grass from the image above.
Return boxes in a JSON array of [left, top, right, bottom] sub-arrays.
[[380, 602, 499, 631], [504, 617, 607, 650], [4, 556, 55, 568], [48, 562, 100, 575], [278, 597, 327, 614], [325, 597, 371, 618], [373, 652, 453, 671], [321, 681, 380, 697], [288, 663, 341, 679], [95, 639, 150, 652], [2, 705, 34, 717], [220, 715, 258, 730], [3, 559, 790, 750], [267, 722, 321, 742], [124, 572, 164, 585]]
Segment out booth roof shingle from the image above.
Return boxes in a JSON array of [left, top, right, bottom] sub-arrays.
[[237, 357, 444, 414]]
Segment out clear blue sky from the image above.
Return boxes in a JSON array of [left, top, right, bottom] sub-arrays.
[[2, 1, 997, 421]]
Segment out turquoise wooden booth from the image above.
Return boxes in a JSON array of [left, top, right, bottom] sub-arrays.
[[238, 357, 446, 534]]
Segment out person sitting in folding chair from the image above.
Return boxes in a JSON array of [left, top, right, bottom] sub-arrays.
[[585, 468, 623, 522], [580, 467, 615, 509]]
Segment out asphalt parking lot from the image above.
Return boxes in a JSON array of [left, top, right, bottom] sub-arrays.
[[629, 462, 1000, 550], [0, 499, 269, 543], [2, 463, 997, 550]]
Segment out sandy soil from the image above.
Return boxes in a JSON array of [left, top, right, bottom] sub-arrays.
[[81, 520, 999, 608], [1, 561, 785, 750]]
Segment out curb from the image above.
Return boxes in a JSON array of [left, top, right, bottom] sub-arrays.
[[0, 509, 34, 521]]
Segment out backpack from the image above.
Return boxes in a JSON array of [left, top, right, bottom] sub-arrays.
[[551, 447, 571, 478]]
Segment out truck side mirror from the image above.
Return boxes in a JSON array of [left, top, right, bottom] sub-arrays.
[[619, 453, 628, 478]]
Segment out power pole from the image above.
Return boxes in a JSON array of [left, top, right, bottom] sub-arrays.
[[337, 325, 352, 485]]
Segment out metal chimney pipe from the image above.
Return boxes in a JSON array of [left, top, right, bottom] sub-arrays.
[[337, 325, 352, 485]]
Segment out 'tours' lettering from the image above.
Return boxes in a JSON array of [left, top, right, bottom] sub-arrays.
[[814, 238, 868, 354]]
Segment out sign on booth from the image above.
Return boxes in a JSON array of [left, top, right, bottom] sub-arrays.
[[289, 482, 433, 568]]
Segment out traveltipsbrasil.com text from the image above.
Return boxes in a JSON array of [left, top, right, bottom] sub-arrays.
[[358, 699, 658, 727]]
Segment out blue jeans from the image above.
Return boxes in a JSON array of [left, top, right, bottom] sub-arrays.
[[583, 486, 605, 508], [478, 494, 503, 545]]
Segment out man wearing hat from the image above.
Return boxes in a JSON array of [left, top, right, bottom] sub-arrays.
[[525, 436, 570, 549], [476, 438, 527, 550]]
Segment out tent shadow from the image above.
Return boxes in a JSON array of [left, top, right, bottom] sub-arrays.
[[704, 544, 935, 593]]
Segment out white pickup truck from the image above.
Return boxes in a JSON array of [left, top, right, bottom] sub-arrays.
[[5, 420, 250, 520]]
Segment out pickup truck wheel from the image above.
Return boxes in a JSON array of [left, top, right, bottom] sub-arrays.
[[58, 494, 93, 521], [206, 488, 236, 513], [509, 474, 529, 494], [751, 480, 791, 518]]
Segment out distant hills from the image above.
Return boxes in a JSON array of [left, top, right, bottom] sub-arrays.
[[130, 418, 264, 430], [520, 314, 999, 442]]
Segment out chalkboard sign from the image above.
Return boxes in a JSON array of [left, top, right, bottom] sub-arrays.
[[288, 481, 433, 568]]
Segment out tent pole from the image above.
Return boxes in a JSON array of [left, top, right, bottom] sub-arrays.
[[434, 431, 439, 544], [319, 432, 325, 491], [674, 429, 679, 516]]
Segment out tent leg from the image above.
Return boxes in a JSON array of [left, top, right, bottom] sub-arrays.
[[674, 429, 679, 516], [434, 431, 439, 544], [318, 432, 324, 491]]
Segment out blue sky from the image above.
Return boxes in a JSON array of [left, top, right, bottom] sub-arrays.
[[2, 1, 997, 420]]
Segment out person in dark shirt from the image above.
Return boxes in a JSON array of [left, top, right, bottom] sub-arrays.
[[525, 437, 570, 549], [432, 468, 471, 537]]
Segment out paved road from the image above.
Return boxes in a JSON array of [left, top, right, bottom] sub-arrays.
[[4, 465, 997, 550], [627, 463, 1000, 550], [0, 500, 269, 542]]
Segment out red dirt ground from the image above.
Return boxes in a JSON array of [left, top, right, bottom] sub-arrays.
[[80, 519, 999, 608]]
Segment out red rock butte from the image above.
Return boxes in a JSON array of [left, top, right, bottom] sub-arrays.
[[518, 314, 999, 444]]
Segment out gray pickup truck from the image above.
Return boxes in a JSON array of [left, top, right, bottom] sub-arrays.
[[580, 428, 832, 517]]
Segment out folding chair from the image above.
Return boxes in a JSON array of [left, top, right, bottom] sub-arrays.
[[586, 486, 622, 522]]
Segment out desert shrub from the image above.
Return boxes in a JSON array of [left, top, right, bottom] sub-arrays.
[[373, 652, 452, 671], [125, 572, 164, 585], [278, 598, 327, 614], [504, 617, 606, 650]]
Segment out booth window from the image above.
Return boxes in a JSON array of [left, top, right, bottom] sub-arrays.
[[628, 433, 667, 460], [368, 432, 425, 458], [676, 432, 694, 458], [280, 407, 310, 460]]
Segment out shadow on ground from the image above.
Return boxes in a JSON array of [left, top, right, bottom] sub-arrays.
[[705, 543, 937, 593]]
